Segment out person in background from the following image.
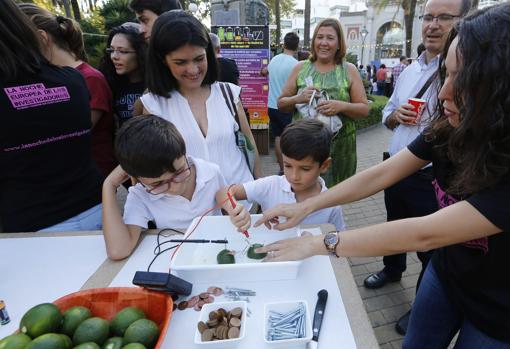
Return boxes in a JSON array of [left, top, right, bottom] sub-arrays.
[[20, 4, 117, 179], [391, 56, 408, 89], [375, 63, 387, 96], [1, 0, 102, 232], [267, 32, 299, 174], [297, 50, 310, 61], [128, 0, 182, 42], [364, 0, 478, 335], [277, 18, 369, 186], [140, 11, 261, 184], [102, 115, 249, 260], [209, 33, 240, 85], [100, 23, 147, 127], [254, 5, 510, 347]]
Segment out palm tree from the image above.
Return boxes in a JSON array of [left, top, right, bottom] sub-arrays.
[[70, 0, 81, 20], [303, 0, 310, 48], [375, 0, 421, 57]]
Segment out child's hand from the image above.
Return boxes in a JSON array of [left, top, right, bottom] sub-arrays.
[[229, 204, 251, 233], [105, 165, 130, 188]]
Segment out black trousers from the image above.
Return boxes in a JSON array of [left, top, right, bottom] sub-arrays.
[[383, 168, 438, 289]]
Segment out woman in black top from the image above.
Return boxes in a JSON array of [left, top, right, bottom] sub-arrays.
[[254, 5, 510, 348], [0, 0, 102, 232], [100, 24, 147, 127]]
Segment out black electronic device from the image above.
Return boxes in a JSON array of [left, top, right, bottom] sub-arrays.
[[132, 271, 192, 298]]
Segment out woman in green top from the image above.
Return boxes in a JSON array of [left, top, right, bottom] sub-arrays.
[[278, 18, 369, 186]]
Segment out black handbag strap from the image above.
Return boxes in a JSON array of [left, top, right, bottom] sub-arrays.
[[415, 70, 438, 99], [219, 82, 240, 125]]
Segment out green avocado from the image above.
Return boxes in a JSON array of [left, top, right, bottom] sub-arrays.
[[0, 333, 32, 349], [62, 306, 92, 337], [217, 249, 235, 264], [247, 243, 267, 259], [19, 303, 63, 339], [123, 319, 159, 349], [110, 307, 145, 337], [72, 317, 109, 346]]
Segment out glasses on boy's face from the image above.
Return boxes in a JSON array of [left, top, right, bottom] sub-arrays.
[[140, 158, 192, 195], [106, 47, 136, 56]]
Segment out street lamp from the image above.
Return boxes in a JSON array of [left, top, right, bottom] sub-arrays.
[[360, 26, 368, 66]]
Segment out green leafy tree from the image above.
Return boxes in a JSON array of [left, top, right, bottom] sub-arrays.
[[99, 0, 135, 30], [264, 0, 295, 48]]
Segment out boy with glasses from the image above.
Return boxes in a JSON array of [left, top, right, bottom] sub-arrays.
[[102, 115, 249, 260]]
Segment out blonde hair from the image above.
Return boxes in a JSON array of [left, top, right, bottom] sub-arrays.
[[309, 18, 347, 65]]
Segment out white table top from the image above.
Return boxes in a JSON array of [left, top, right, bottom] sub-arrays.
[[0, 228, 378, 348]]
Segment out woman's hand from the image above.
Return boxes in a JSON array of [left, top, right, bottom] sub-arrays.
[[228, 203, 251, 233], [254, 201, 310, 230], [255, 231, 324, 261], [297, 86, 318, 104], [316, 100, 344, 116]]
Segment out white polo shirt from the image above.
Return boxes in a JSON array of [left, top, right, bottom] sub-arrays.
[[243, 175, 345, 231], [123, 156, 226, 229]]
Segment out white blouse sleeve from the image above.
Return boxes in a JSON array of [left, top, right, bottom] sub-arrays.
[[140, 93, 163, 116]]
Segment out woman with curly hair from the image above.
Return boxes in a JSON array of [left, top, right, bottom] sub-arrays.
[[100, 24, 147, 127], [256, 4, 510, 348]]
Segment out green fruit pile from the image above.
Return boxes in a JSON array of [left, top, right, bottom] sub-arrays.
[[0, 303, 160, 349]]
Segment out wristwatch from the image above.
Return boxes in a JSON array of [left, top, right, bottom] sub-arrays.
[[323, 231, 340, 258]]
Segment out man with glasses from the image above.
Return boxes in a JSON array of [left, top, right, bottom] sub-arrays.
[[363, 0, 477, 336]]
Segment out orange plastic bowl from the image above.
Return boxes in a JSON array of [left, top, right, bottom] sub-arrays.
[[53, 287, 173, 349]]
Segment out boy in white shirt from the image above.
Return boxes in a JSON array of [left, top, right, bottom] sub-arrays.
[[103, 115, 249, 260], [218, 119, 345, 231]]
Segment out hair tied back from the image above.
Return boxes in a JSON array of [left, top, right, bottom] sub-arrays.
[[56, 15, 66, 25]]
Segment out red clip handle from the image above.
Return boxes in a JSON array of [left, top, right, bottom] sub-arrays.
[[227, 192, 250, 238]]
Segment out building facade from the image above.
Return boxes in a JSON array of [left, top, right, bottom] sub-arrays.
[[280, 0, 507, 67]]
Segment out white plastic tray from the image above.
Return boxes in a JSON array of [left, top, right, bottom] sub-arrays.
[[170, 215, 302, 282]]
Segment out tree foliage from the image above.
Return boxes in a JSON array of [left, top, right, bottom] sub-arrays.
[[99, 0, 136, 30], [375, 0, 425, 57]]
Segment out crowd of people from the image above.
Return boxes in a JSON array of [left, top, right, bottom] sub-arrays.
[[1, 0, 509, 346]]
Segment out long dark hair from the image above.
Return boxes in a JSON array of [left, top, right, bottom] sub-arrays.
[[19, 3, 87, 62], [99, 24, 147, 93], [145, 10, 218, 97], [429, 3, 510, 195], [0, 0, 44, 81]]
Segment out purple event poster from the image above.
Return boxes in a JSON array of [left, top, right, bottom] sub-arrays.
[[211, 25, 269, 129]]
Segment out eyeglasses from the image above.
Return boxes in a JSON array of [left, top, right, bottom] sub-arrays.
[[106, 48, 136, 55], [419, 14, 461, 24], [140, 158, 192, 195]]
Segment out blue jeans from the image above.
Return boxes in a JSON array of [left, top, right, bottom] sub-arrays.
[[404, 264, 510, 349], [38, 204, 102, 232]]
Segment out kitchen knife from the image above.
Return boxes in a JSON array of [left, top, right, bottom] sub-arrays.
[[307, 289, 328, 349]]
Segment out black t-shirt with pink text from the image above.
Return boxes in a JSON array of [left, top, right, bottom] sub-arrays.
[[0, 63, 102, 232], [408, 133, 510, 342]]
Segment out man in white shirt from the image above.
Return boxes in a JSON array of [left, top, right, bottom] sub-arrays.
[[363, 0, 476, 335]]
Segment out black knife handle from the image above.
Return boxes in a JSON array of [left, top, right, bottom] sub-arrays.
[[312, 289, 328, 341]]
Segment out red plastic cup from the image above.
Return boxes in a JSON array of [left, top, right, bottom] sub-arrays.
[[408, 98, 426, 123]]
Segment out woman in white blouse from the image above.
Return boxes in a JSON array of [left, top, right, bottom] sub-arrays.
[[140, 11, 261, 184]]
